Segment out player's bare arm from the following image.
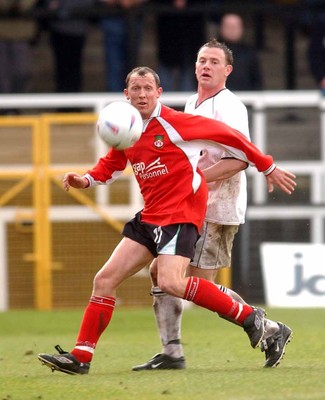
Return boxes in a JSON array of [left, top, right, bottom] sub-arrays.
[[265, 167, 296, 195], [63, 172, 89, 191], [202, 158, 248, 183]]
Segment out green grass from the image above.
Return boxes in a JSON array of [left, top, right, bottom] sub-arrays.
[[0, 307, 325, 400]]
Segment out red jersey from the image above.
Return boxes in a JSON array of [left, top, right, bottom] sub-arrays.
[[85, 104, 273, 231]]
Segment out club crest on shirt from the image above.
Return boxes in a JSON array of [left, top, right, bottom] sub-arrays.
[[153, 135, 164, 149]]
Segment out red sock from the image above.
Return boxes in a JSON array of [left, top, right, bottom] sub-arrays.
[[71, 295, 115, 363], [184, 277, 253, 324]]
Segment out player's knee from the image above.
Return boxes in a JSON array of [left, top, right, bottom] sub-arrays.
[[157, 279, 181, 297], [157, 281, 172, 295], [93, 269, 114, 293], [93, 271, 104, 290]]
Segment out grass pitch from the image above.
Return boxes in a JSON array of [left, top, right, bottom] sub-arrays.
[[0, 306, 325, 400]]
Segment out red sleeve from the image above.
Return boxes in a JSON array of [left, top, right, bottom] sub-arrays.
[[87, 148, 128, 184], [172, 111, 274, 173]]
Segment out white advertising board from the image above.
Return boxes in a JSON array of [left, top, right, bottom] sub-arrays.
[[260, 243, 325, 307]]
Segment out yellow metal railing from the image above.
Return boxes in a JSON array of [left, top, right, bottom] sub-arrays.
[[0, 116, 51, 309], [0, 114, 126, 310]]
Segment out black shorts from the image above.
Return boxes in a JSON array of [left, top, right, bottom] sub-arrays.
[[122, 211, 199, 259]]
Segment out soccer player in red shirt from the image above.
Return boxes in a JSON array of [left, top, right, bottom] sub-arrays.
[[38, 66, 296, 375]]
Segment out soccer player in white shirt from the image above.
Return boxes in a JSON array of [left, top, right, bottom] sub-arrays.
[[133, 40, 293, 371]]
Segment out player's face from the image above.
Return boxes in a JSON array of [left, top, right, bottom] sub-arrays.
[[124, 74, 163, 120], [195, 47, 233, 91]]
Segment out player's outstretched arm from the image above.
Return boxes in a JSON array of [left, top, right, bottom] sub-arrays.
[[63, 172, 89, 191], [265, 167, 296, 195]]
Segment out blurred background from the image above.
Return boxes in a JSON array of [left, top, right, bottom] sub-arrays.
[[0, 0, 324, 310]]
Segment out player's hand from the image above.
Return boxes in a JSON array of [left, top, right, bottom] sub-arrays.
[[265, 167, 296, 195], [63, 172, 89, 191]]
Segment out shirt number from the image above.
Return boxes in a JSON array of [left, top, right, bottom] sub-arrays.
[[153, 226, 163, 244]]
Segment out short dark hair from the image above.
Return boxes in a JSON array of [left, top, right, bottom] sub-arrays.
[[197, 39, 234, 66], [125, 66, 161, 88]]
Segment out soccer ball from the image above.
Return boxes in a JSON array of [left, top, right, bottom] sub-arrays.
[[97, 101, 143, 150]]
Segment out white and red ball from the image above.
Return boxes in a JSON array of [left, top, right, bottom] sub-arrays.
[[97, 101, 143, 150]]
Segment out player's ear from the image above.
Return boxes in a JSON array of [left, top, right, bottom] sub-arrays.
[[157, 87, 163, 97], [225, 65, 233, 77], [124, 89, 129, 99]]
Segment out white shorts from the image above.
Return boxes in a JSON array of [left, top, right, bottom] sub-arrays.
[[190, 222, 239, 270]]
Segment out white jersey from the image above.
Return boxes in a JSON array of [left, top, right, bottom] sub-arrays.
[[185, 88, 250, 225]]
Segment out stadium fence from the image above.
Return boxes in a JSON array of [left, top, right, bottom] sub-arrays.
[[0, 90, 324, 310]]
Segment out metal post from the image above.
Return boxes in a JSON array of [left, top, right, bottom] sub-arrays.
[[33, 117, 53, 309]]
